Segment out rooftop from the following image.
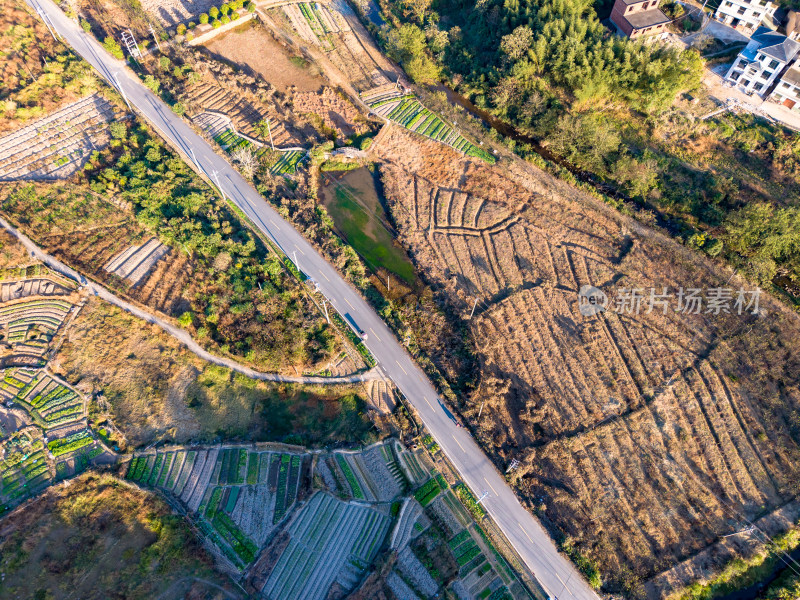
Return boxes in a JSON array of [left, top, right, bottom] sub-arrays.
[[625, 8, 671, 28], [750, 26, 800, 62], [783, 66, 800, 87]]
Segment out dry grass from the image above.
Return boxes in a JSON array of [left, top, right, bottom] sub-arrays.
[[53, 295, 374, 448], [375, 125, 800, 596], [0, 473, 234, 600]]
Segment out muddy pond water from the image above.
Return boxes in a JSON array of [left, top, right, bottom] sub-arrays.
[[319, 167, 416, 285]]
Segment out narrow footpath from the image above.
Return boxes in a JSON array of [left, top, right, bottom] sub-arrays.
[[0, 214, 378, 385]]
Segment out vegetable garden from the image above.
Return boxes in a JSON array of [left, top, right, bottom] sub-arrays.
[[0, 432, 52, 510], [362, 91, 494, 162], [0, 299, 73, 363], [126, 446, 309, 570], [260, 491, 391, 599]]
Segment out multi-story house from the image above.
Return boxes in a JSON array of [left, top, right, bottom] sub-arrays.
[[724, 27, 800, 97], [610, 0, 671, 39], [770, 62, 800, 109], [714, 0, 778, 34]]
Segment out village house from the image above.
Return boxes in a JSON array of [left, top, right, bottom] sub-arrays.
[[724, 27, 800, 97], [770, 62, 800, 109], [610, 0, 671, 39], [714, 0, 779, 34]]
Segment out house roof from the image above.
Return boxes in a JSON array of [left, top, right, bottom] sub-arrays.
[[625, 8, 670, 29], [751, 26, 800, 63], [620, 0, 653, 5], [783, 66, 800, 87]]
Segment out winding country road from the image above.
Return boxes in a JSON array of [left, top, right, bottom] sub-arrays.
[[25, 2, 601, 597], [0, 214, 377, 385]]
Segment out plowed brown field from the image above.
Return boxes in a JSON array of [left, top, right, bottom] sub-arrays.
[[375, 125, 800, 596]]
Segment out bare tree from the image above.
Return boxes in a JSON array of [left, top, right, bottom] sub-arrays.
[[231, 145, 258, 180]]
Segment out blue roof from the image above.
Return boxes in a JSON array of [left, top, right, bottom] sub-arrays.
[[750, 26, 800, 63]]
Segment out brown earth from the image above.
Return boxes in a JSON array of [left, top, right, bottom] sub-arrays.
[[0, 472, 235, 600], [0, 182, 198, 317], [373, 125, 800, 596], [52, 295, 374, 449], [204, 22, 325, 93], [292, 86, 368, 139]]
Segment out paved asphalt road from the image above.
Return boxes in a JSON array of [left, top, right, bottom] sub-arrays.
[[27, 2, 601, 598]]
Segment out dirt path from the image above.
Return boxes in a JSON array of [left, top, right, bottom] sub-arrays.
[[0, 214, 379, 385]]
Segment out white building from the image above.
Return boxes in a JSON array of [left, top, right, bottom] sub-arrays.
[[714, 0, 778, 34], [770, 63, 800, 109], [724, 27, 800, 97]]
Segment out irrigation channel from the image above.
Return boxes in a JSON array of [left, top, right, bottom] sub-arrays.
[[717, 542, 800, 600]]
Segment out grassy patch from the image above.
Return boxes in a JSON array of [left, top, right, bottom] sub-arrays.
[[320, 168, 416, 285], [0, 473, 232, 597]]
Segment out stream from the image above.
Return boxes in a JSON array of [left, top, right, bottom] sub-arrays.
[[436, 85, 629, 201]]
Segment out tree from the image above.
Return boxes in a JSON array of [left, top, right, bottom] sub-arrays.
[[199, 13, 209, 24], [500, 25, 533, 61], [402, 0, 431, 24], [144, 75, 160, 94], [103, 36, 124, 60], [385, 24, 441, 84], [232, 146, 259, 179], [209, 6, 219, 18]]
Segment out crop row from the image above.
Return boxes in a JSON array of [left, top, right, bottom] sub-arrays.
[[211, 511, 258, 564], [274, 454, 290, 523], [413, 477, 441, 507], [270, 150, 304, 175], [47, 430, 93, 457], [454, 537, 481, 566], [455, 483, 487, 520], [246, 452, 259, 484], [336, 454, 365, 499]]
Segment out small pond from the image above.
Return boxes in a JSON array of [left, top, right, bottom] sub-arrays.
[[320, 167, 416, 286]]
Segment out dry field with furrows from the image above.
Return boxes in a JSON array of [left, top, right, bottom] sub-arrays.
[[374, 125, 800, 595], [0, 184, 195, 316]]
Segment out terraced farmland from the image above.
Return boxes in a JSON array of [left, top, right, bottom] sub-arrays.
[[126, 446, 309, 569], [0, 430, 52, 511], [209, 125, 305, 176], [363, 91, 494, 162], [325, 441, 406, 501], [259, 491, 391, 599], [103, 238, 170, 286], [0, 298, 74, 364], [277, 0, 399, 92], [0, 94, 118, 181], [0, 369, 86, 430], [187, 83, 302, 147], [0, 276, 75, 303], [377, 124, 800, 590]]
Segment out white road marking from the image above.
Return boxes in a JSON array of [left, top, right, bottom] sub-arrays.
[[518, 522, 534, 543], [270, 218, 279, 226], [452, 434, 466, 452], [346, 298, 355, 309], [395, 360, 408, 375], [369, 328, 381, 342], [294, 245, 305, 255], [484, 476, 498, 496], [320, 271, 330, 281], [424, 396, 433, 408]]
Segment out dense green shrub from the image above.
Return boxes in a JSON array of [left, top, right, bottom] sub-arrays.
[[199, 12, 209, 24], [102, 36, 124, 59]]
